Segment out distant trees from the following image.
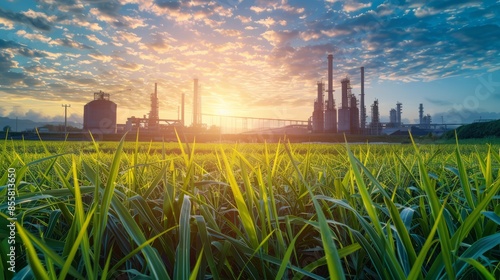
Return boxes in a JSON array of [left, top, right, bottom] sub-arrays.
[[41, 124, 82, 132], [443, 120, 500, 139], [3, 125, 11, 132]]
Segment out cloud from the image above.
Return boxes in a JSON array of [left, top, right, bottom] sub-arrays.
[[88, 52, 113, 62], [262, 30, 299, 46], [0, 8, 53, 31], [155, 0, 181, 10], [425, 98, 453, 106], [122, 15, 147, 29], [452, 24, 500, 51], [16, 30, 52, 43], [65, 17, 103, 31], [435, 109, 500, 124], [214, 28, 242, 37], [86, 34, 106, 46], [0, 39, 51, 59], [118, 62, 142, 71], [250, 6, 268, 13], [0, 52, 16, 72], [0, 71, 26, 86], [256, 17, 287, 28], [86, 0, 121, 17], [0, 0, 498, 123], [113, 30, 141, 44], [343, 1, 372, 13], [0, 39, 21, 49], [50, 37, 93, 49]]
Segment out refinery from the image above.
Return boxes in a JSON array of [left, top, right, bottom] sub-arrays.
[[77, 54, 453, 141]]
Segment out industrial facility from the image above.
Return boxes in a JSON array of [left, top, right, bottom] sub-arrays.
[[83, 91, 117, 134], [124, 82, 183, 132], [83, 81, 197, 135], [80, 55, 447, 140], [310, 55, 365, 135], [309, 55, 439, 136]]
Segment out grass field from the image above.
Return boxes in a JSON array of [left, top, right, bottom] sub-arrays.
[[1, 135, 500, 279]]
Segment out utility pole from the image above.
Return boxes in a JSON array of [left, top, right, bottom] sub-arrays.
[[62, 104, 71, 134]]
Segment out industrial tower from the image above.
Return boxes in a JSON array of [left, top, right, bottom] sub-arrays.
[[193, 78, 201, 127], [324, 54, 337, 133], [370, 99, 381, 135], [419, 103, 431, 129], [360, 67, 366, 133], [338, 77, 351, 133], [389, 109, 397, 125], [350, 94, 359, 134], [312, 82, 324, 133], [419, 103, 424, 126], [396, 102, 402, 127], [148, 83, 159, 130]]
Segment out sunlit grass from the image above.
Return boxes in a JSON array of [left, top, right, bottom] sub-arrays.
[[0, 136, 499, 279]]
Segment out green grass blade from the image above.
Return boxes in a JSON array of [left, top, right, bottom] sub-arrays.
[[455, 232, 500, 277], [457, 258, 496, 280], [411, 134, 455, 279], [15, 221, 50, 280], [284, 144, 345, 280], [174, 195, 192, 280], [275, 224, 308, 280], [220, 147, 259, 249], [194, 215, 220, 280], [58, 205, 96, 280], [385, 197, 418, 275], [108, 227, 177, 277], [407, 199, 446, 280], [110, 195, 170, 279], [189, 248, 204, 280]]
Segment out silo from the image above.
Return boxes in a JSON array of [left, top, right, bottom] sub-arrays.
[[83, 91, 117, 134]]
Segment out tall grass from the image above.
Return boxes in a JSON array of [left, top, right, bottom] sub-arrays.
[[0, 136, 499, 279]]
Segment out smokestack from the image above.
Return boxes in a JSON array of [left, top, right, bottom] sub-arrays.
[[360, 67, 365, 130], [149, 82, 159, 129], [317, 82, 324, 104], [181, 93, 185, 126], [193, 78, 200, 126], [327, 54, 334, 110], [419, 103, 423, 125]]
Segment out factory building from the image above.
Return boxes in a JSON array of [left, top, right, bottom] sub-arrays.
[[311, 82, 325, 133], [396, 102, 402, 127], [125, 83, 183, 132], [83, 91, 117, 134], [419, 103, 432, 129], [148, 83, 159, 130], [311, 55, 363, 134], [350, 94, 359, 134], [360, 67, 366, 132], [324, 54, 337, 133], [337, 77, 351, 133], [389, 109, 397, 126], [370, 99, 382, 135]]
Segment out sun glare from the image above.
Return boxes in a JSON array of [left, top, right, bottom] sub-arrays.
[[217, 107, 231, 116]]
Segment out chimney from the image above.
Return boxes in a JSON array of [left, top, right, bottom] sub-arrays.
[[361, 67, 365, 130], [181, 93, 185, 126], [327, 54, 334, 110]]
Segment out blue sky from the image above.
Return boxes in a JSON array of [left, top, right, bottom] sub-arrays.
[[0, 0, 499, 126]]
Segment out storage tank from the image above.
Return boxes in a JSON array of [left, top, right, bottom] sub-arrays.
[[83, 91, 117, 134]]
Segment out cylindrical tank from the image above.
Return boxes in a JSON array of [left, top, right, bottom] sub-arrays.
[[83, 94, 117, 134]]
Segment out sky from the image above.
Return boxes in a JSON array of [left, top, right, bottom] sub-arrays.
[[0, 0, 499, 127]]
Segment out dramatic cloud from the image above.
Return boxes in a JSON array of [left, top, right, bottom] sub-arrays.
[[0, 0, 498, 125], [0, 8, 54, 31]]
